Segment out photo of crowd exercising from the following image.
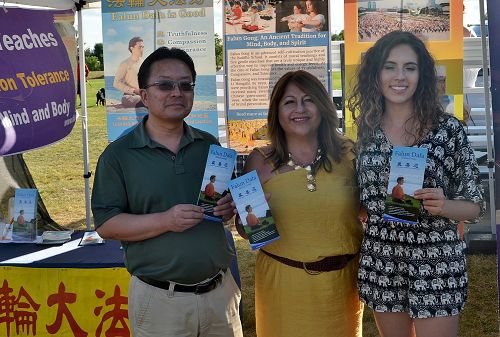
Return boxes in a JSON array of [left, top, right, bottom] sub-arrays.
[[358, 0, 450, 42]]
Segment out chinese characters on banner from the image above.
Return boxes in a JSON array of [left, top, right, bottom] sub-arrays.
[[101, 0, 218, 141], [0, 267, 131, 337], [223, 0, 331, 154], [344, 0, 464, 138], [0, 8, 77, 156]]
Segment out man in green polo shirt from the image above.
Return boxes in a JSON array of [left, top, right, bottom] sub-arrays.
[[91, 47, 242, 337]]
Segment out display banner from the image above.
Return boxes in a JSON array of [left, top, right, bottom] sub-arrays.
[[344, 0, 463, 138], [224, 0, 331, 153], [486, 0, 500, 312], [0, 8, 77, 156], [1, 267, 131, 337], [488, 0, 500, 210], [102, 0, 218, 141]]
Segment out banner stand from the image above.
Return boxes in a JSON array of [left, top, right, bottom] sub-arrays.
[[77, 5, 92, 230]]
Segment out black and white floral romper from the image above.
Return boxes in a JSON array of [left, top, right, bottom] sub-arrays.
[[356, 115, 484, 319]]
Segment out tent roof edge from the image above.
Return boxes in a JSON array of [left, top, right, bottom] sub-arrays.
[[3, 0, 100, 10]]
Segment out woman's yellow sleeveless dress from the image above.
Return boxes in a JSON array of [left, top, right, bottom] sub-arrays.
[[255, 150, 364, 337]]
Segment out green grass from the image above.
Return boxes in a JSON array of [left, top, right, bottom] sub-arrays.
[[22, 78, 499, 336], [88, 70, 104, 79], [332, 70, 342, 90]]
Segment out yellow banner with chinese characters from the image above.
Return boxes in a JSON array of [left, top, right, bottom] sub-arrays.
[[0, 266, 131, 337]]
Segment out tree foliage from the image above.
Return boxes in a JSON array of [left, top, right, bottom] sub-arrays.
[[215, 33, 223, 71], [85, 55, 101, 71], [331, 30, 344, 41], [93, 43, 104, 68], [84, 43, 104, 71]]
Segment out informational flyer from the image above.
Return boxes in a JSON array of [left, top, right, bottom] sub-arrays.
[[383, 147, 428, 224], [197, 145, 237, 222], [229, 170, 279, 250], [12, 188, 38, 243], [38, 230, 74, 245], [224, 0, 331, 153], [102, 0, 218, 141], [79, 231, 105, 246]]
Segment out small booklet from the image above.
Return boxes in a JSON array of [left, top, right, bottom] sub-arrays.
[[197, 144, 237, 222], [37, 230, 74, 245], [0, 222, 13, 242], [78, 231, 105, 246], [228, 170, 280, 250], [383, 146, 428, 224], [12, 188, 38, 243]]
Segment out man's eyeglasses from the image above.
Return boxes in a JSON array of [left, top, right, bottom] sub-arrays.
[[142, 80, 195, 92]]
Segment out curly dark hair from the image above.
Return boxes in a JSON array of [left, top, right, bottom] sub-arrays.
[[347, 30, 444, 145], [266, 70, 351, 172]]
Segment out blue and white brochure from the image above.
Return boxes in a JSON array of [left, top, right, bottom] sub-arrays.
[[383, 147, 428, 224], [12, 188, 38, 243], [229, 170, 279, 250], [197, 145, 237, 222]]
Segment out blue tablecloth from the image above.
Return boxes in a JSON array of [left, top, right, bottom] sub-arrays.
[[0, 230, 242, 289], [0, 231, 123, 268]]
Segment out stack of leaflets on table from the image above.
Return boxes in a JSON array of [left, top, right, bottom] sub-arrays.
[[229, 170, 280, 250], [12, 188, 38, 243], [37, 230, 74, 245], [79, 231, 105, 246], [0, 198, 14, 242], [196, 144, 237, 222], [383, 146, 428, 224], [0, 222, 13, 242]]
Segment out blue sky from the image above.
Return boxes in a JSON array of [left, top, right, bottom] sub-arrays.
[[78, 0, 481, 49]]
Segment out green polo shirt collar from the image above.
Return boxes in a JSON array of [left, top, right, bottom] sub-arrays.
[[128, 115, 206, 150]]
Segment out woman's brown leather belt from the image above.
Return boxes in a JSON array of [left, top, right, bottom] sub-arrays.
[[261, 250, 356, 275]]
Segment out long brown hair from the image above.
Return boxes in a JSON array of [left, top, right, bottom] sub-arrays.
[[266, 70, 350, 172], [347, 31, 444, 145]]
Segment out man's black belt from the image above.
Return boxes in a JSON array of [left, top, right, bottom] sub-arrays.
[[137, 269, 225, 294]]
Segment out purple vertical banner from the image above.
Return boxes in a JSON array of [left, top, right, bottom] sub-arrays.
[[0, 8, 76, 156], [488, 0, 500, 317]]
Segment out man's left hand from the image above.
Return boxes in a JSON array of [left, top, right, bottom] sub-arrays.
[[213, 193, 236, 222]]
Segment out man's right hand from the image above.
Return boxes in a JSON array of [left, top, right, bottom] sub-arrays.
[[234, 215, 248, 239], [164, 204, 204, 232]]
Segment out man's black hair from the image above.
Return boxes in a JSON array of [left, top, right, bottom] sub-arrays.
[[138, 47, 197, 89]]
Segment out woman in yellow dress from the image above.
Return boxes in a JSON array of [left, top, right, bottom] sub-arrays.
[[238, 70, 364, 336]]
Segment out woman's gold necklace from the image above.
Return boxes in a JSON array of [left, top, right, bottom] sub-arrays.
[[287, 148, 322, 192]]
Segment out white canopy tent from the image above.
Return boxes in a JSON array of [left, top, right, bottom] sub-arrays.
[[3, 0, 101, 230]]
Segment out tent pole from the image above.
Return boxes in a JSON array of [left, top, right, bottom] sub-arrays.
[[477, 0, 495, 235], [77, 6, 92, 230]]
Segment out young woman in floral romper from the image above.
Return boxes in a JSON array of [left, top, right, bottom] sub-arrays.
[[348, 31, 484, 337]]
